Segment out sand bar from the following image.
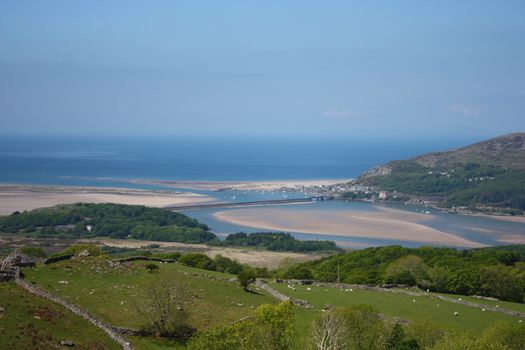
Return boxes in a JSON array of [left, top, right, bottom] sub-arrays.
[[0, 184, 215, 216], [214, 206, 484, 247], [128, 178, 352, 191]]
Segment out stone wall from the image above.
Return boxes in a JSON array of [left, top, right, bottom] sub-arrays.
[[44, 254, 74, 265], [255, 279, 313, 309], [278, 279, 525, 319], [14, 268, 134, 350]]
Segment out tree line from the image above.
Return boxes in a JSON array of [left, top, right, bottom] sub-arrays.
[[280, 245, 525, 303]]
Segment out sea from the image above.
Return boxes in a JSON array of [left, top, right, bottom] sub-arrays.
[[1, 135, 524, 248]]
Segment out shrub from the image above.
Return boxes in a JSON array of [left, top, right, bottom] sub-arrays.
[[178, 253, 216, 271], [19, 246, 47, 258]]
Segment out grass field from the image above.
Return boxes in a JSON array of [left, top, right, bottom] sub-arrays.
[[14, 257, 525, 349], [0, 281, 121, 350], [269, 282, 525, 337], [434, 292, 525, 313], [23, 257, 276, 349]]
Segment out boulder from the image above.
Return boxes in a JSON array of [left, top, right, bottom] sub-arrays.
[[74, 250, 90, 259], [0, 250, 36, 271], [60, 340, 75, 347]]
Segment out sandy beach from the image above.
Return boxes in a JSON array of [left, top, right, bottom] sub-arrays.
[[0, 184, 215, 216], [497, 234, 525, 245], [128, 178, 352, 191], [214, 206, 484, 247]]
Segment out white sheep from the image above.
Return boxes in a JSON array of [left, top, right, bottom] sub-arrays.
[[453, 312, 459, 316]]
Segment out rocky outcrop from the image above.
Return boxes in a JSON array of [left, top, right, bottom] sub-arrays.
[[1, 250, 36, 271], [0, 250, 36, 281]]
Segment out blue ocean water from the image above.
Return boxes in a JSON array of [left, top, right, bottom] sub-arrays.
[[1, 135, 523, 248], [0, 135, 474, 186]]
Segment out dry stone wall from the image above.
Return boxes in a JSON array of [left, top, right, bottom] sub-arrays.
[[279, 279, 525, 319], [14, 268, 134, 350]]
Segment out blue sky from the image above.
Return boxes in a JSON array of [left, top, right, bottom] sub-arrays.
[[1, 1, 524, 138]]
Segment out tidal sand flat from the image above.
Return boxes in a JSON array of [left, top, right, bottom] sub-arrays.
[[0, 185, 214, 215], [214, 206, 484, 247]]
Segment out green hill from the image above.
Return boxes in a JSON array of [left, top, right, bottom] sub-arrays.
[[0, 203, 217, 243], [349, 133, 525, 212], [11, 248, 525, 349]]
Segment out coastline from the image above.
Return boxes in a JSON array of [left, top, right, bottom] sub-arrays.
[[0, 184, 215, 216], [127, 178, 353, 191], [374, 198, 525, 226]]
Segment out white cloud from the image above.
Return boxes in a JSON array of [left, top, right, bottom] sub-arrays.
[[323, 108, 359, 119], [447, 104, 481, 115]]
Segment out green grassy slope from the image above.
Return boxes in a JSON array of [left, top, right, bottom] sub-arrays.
[[23, 258, 276, 349], [269, 282, 524, 336], [0, 282, 121, 350]]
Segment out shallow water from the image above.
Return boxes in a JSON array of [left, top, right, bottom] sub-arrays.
[[183, 195, 525, 248]]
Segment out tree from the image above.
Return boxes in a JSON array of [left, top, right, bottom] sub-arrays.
[[335, 304, 388, 350], [282, 265, 313, 280], [187, 302, 295, 350], [385, 255, 429, 286], [479, 265, 525, 302], [386, 323, 419, 350], [405, 321, 447, 349], [253, 301, 296, 350], [237, 268, 257, 291], [136, 280, 189, 337], [311, 312, 346, 350]]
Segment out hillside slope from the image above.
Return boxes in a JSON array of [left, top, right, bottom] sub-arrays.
[[349, 133, 525, 212]]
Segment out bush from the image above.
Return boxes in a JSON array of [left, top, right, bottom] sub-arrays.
[[237, 268, 257, 291], [188, 302, 295, 350], [60, 243, 101, 257], [178, 253, 216, 270], [19, 246, 47, 258], [213, 255, 244, 275]]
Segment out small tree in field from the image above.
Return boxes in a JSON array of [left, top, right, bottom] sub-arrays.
[[237, 268, 257, 291], [311, 311, 346, 350], [136, 280, 188, 337]]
